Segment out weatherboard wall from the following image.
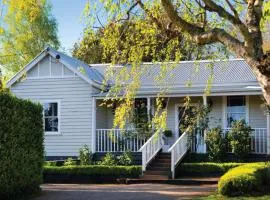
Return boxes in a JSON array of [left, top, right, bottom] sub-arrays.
[[10, 56, 93, 157]]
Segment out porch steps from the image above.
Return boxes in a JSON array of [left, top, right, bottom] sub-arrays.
[[142, 152, 171, 180], [127, 152, 219, 185], [127, 176, 219, 185]]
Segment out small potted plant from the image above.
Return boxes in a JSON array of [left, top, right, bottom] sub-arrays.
[[162, 129, 173, 151], [163, 129, 173, 138]]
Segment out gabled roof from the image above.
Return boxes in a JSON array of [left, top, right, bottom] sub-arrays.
[[7, 47, 261, 96], [91, 59, 261, 96], [7, 46, 105, 88]]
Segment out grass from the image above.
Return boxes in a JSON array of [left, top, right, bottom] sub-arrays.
[[197, 194, 270, 200]]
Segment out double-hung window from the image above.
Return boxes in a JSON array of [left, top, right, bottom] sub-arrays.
[[43, 102, 59, 134], [227, 96, 246, 127]]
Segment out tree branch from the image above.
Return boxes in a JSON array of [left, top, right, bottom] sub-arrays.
[[202, 0, 251, 44], [136, 0, 181, 38], [161, 0, 247, 57]]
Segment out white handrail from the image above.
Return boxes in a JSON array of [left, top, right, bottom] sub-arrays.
[[96, 129, 146, 152], [139, 132, 162, 171], [169, 132, 189, 179]]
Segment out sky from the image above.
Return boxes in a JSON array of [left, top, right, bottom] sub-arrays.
[[50, 0, 89, 54]]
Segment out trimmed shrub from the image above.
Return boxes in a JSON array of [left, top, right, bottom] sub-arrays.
[[205, 127, 227, 162], [0, 92, 44, 199], [228, 120, 252, 161], [178, 162, 243, 176], [218, 162, 270, 196], [99, 152, 117, 166], [182, 153, 210, 163], [44, 165, 141, 178], [117, 151, 134, 166], [79, 145, 93, 165], [64, 158, 77, 166]]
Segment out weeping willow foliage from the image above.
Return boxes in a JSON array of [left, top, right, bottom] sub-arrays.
[[83, 0, 230, 135]]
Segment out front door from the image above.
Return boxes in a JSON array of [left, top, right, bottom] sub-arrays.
[[177, 105, 196, 137]]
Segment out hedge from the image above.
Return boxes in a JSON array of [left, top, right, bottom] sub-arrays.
[[218, 162, 270, 196], [43, 165, 141, 183], [44, 165, 141, 178], [178, 162, 243, 176], [0, 92, 44, 199]]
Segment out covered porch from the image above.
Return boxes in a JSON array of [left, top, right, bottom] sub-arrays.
[[91, 95, 270, 155]]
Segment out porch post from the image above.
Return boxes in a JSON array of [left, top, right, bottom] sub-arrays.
[[147, 97, 151, 122], [202, 95, 207, 153], [91, 97, 96, 153], [267, 112, 270, 154]]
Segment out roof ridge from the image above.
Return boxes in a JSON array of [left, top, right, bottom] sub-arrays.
[[89, 58, 245, 67]]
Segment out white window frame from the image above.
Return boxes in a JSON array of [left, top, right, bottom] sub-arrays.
[[224, 95, 249, 128], [41, 100, 61, 135]]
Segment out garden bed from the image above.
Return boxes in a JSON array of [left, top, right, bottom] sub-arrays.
[[177, 162, 244, 177], [43, 165, 142, 184]]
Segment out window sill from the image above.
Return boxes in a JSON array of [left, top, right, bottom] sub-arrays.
[[45, 132, 61, 136]]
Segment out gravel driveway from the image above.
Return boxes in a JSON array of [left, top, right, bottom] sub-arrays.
[[35, 183, 216, 200]]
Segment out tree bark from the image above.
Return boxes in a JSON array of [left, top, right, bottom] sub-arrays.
[[245, 54, 270, 105]]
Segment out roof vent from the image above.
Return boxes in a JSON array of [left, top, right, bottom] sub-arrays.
[[56, 54, 60, 60]]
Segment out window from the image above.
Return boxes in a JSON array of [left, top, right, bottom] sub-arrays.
[[43, 102, 59, 133], [227, 96, 246, 127]]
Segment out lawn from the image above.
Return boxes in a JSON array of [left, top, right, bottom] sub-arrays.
[[197, 194, 270, 200]]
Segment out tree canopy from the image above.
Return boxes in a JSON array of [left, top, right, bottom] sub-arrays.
[[83, 0, 270, 131], [0, 0, 60, 75], [73, 19, 229, 64]]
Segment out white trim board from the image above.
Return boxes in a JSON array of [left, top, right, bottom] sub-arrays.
[[6, 47, 103, 89]]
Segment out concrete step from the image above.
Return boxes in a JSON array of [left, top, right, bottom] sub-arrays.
[[147, 166, 170, 171], [144, 170, 170, 176], [127, 176, 219, 185], [140, 174, 169, 180]]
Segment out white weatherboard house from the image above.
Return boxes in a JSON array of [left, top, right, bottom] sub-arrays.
[[7, 47, 270, 178]]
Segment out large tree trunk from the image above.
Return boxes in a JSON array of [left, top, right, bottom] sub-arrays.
[[245, 55, 270, 105]]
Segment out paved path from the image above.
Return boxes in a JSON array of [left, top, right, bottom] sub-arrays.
[[35, 183, 217, 200]]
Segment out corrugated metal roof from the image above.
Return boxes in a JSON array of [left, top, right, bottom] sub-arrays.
[[47, 48, 261, 95], [90, 59, 259, 87]]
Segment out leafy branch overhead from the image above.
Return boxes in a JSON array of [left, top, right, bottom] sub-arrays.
[[85, 0, 270, 105]]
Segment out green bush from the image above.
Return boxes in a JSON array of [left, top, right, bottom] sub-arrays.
[[228, 120, 252, 161], [44, 161, 58, 167], [99, 152, 117, 166], [178, 162, 243, 175], [0, 92, 44, 199], [64, 158, 77, 166], [117, 151, 134, 166], [218, 163, 270, 196], [44, 165, 141, 178], [79, 145, 93, 165], [163, 129, 173, 137], [205, 127, 227, 162]]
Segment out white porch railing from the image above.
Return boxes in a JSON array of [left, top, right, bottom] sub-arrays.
[[168, 132, 190, 179], [139, 133, 162, 171], [96, 129, 146, 152], [223, 128, 267, 154]]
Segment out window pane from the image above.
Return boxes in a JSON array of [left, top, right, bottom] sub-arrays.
[[44, 103, 58, 117], [45, 117, 58, 132], [227, 113, 246, 126], [227, 96, 246, 127], [227, 96, 245, 113]]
